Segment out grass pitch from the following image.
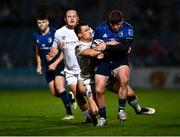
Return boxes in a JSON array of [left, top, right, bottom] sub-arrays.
[[0, 89, 180, 136]]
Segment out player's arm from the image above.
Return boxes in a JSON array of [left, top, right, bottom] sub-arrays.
[[48, 50, 64, 71], [35, 46, 42, 75], [105, 39, 133, 53], [79, 48, 102, 57]]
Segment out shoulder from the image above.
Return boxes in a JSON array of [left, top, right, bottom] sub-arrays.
[[50, 27, 56, 34], [122, 22, 134, 38], [33, 32, 40, 39], [76, 41, 89, 53], [55, 26, 69, 36], [96, 21, 108, 31], [123, 22, 133, 29]]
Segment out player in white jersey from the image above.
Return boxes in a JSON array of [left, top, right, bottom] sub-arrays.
[[51, 9, 95, 123], [74, 23, 103, 118]]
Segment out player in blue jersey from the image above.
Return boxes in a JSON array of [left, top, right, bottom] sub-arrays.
[[33, 13, 74, 120], [94, 10, 155, 126]]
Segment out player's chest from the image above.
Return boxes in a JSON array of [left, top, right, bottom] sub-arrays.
[[102, 30, 125, 42], [37, 35, 53, 48]]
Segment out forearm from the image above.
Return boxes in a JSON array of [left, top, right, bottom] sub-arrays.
[[50, 51, 64, 66], [106, 44, 129, 53], [80, 48, 102, 57], [36, 55, 42, 68], [105, 39, 132, 53]]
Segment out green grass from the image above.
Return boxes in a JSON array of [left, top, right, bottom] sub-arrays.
[[0, 89, 180, 136]]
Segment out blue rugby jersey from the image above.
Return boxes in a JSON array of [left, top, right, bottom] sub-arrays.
[[94, 21, 134, 62], [33, 27, 56, 65], [94, 21, 134, 43]]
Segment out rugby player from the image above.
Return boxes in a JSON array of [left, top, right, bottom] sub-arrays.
[[93, 10, 155, 126], [74, 22, 155, 126], [33, 13, 74, 120], [51, 9, 95, 123]]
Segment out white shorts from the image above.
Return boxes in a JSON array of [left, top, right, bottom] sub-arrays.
[[65, 72, 82, 86]]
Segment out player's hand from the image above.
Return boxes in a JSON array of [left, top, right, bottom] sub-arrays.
[[97, 53, 104, 59], [106, 40, 119, 45], [48, 63, 57, 71], [97, 42, 106, 51], [46, 54, 53, 62], [37, 67, 42, 75], [127, 47, 131, 54]]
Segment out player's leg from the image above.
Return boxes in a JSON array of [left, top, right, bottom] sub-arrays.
[[113, 65, 129, 121], [107, 77, 155, 115], [95, 74, 108, 126], [84, 82, 99, 115], [82, 79, 99, 125], [54, 75, 74, 120], [127, 86, 155, 115], [66, 73, 92, 122], [46, 72, 73, 120]]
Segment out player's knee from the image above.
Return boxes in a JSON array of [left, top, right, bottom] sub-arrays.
[[120, 77, 128, 87], [49, 88, 56, 97], [92, 107, 99, 115], [96, 86, 104, 95]]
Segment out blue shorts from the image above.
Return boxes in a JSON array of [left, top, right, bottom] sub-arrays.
[[95, 57, 129, 77], [45, 62, 65, 83]]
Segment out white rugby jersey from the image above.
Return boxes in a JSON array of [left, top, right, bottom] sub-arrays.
[[52, 25, 80, 74], [75, 41, 96, 78]]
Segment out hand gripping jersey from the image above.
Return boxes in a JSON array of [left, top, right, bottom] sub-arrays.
[[52, 26, 80, 75], [75, 41, 96, 79]]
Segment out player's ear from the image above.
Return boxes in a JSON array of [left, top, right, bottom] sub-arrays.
[[77, 16, 79, 23], [46, 20, 49, 26], [64, 17, 67, 23], [78, 33, 82, 38]]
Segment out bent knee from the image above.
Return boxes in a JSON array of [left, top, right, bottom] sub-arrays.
[[96, 86, 105, 95]]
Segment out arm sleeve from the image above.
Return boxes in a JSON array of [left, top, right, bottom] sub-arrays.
[[52, 31, 61, 49], [93, 26, 103, 40], [106, 39, 133, 53]]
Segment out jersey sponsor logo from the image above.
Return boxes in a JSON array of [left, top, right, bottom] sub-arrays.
[[40, 47, 51, 50], [66, 41, 77, 44], [102, 33, 107, 38], [41, 44, 46, 47]]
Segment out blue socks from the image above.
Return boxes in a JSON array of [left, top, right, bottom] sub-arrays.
[[59, 91, 72, 115]]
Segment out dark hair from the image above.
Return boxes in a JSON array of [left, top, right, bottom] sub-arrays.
[[74, 22, 88, 38], [108, 10, 123, 24], [36, 13, 49, 20]]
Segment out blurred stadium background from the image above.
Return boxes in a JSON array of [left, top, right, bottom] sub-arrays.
[[0, 0, 180, 89]]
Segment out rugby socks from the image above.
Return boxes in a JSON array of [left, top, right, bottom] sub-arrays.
[[59, 91, 73, 115], [118, 99, 126, 111], [99, 107, 106, 119], [83, 109, 92, 120], [127, 95, 141, 113]]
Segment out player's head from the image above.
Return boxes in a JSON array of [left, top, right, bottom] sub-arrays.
[[108, 10, 123, 32], [64, 9, 79, 29], [74, 22, 92, 41], [36, 13, 49, 33]]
